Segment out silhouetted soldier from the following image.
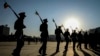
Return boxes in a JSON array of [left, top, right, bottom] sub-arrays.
[[77, 30, 83, 49], [39, 19, 49, 56], [91, 30, 98, 49], [12, 12, 26, 56], [88, 33, 93, 49], [55, 26, 63, 53], [71, 30, 77, 50], [84, 31, 89, 49], [63, 29, 70, 52]]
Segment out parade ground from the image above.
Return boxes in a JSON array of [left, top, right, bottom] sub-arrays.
[[0, 41, 100, 56]]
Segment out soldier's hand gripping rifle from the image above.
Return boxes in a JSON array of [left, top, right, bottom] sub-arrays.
[[4, 2, 19, 18], [35, 11, 43, 23], [52, 19, 57, 29]]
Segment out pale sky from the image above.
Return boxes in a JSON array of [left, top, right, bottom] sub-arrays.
[[0, 0, 100, 37]]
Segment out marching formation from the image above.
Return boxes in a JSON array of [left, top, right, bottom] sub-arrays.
[[3, 2, 100, 56]]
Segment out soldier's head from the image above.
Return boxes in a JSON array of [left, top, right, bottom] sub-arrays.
[[58, 26, 61, 29], [19, 12, 26, 18], [66, 28, 69, 31], [43, 18, 48, 23], [72, 30, 76, 33]]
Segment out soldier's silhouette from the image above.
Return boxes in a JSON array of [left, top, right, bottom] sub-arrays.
[[55, 26, 63, 53], [84, 31, 89, 49], [63, 29, 70, 52], [71, 30, 77, 50], [39, 19, 49, 56], [12, 12, 26, 56], [77, 30, 83, 49]]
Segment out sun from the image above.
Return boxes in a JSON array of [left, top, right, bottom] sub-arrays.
[[64, 17, 80, 32]]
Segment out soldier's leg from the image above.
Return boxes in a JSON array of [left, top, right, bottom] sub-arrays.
[[64, 41, 69, 52], [12, 31, 20, 56], [42, 40, 47, 55], [73, 41, 76, 50], [56, 41, 60, 52], [17, 40, 24, 54], [39, 43, 43, 54]]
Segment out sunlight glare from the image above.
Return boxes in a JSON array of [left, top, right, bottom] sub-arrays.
[[64, 17, 80, 32]]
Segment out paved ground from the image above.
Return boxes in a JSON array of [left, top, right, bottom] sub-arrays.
[[0, 41, 100, 56]]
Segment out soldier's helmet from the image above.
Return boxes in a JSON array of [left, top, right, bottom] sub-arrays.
[[19, 12, 26, 17], [43, 18, 48, 22]]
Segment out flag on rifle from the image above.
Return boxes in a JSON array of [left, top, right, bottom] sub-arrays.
[[4, 2, 9, 8], [35, 11, 39, 15]]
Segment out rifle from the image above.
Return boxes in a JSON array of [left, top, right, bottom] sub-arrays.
[[52, 19, 57, 29], [35, 11, 43, 23], [4, 2, 19, 18], [53, 19, 65, 37]]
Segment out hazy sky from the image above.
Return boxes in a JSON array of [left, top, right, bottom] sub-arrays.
[[0, 0, 100, 37]]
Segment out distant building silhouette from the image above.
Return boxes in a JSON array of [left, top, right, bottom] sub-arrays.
[[89, 27, 100, 33], [0, 25, 10, 36], [0, 25, 10, 41]]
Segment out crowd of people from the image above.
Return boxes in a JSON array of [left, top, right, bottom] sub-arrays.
[[9, 12, 100, 56], [55, 26, 100, 53], [3, 1, 100, 56]]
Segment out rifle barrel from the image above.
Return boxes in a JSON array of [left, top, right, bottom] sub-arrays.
[[9, 6, 19, 18]]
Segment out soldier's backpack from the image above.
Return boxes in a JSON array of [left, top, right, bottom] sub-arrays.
[[40, 23, 43, 32], [14, 20, 19, 30]]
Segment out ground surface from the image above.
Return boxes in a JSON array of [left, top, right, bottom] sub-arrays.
[[0, 41, 100, 56]]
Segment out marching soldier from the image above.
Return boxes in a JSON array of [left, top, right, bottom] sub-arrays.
[[71, 30, 77, 50], [12, 12, 26, 56], [77, 30, 83, 49], [63, 29, 70, 52], [39, 19, 49, 56], [55, 26, 63, 53]]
